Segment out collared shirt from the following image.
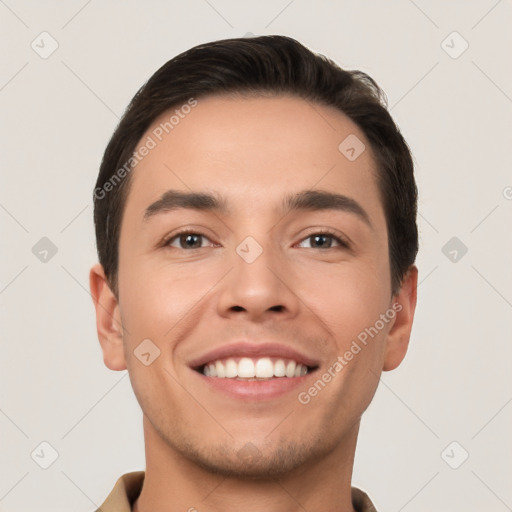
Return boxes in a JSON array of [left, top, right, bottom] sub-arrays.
[[95, 471, 378, 511]]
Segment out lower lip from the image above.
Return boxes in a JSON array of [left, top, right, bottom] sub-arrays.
[[192, 370, 315, 401]]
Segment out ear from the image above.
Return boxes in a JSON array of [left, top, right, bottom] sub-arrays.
[[89, 263, 127, 371], [383, 265, 418, 371]]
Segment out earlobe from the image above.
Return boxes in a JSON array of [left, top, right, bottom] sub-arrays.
[[89, 263, 127, 371], [383, 265, 418, 371]]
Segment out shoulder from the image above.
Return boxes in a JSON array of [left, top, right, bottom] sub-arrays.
[[351, 486, 378, 512], [94, 471, 145, 512]]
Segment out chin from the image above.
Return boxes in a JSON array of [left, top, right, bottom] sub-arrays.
[[175, 437, 332, 481]]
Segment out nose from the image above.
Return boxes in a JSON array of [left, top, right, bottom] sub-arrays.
[[216, 239, 300, 323]]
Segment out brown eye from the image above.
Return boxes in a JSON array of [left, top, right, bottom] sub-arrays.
[[310, 234, 334, 248], [297, 232, 349, 249], [165, 231, 213, 249]]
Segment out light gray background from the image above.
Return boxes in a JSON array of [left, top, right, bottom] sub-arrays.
[[1, 1, 511, 511]]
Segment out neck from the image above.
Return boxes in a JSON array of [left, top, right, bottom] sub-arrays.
[[133, 416, 359, 512], [133, 418, 359, 512]]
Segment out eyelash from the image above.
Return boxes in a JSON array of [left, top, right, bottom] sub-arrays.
[[162, 228, 351, 250]]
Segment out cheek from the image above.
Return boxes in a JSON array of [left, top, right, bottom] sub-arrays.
[[117, 250, 225, 356], [294, 264, 391, 419], [120, 269, 200, 336], [294, 259, 391, 346], [117, 265, 202, 410]]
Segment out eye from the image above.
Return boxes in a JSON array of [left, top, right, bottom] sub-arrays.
[[296, 231, 350, 250], [164, 230, 215, 250]]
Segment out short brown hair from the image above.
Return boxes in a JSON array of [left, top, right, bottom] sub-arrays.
[[93, 35, 418, 296]]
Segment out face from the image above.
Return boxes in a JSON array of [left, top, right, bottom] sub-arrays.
[[91, 94, 417, 479]]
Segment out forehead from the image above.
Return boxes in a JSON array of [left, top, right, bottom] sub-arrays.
[[125, 94, 384, 224]]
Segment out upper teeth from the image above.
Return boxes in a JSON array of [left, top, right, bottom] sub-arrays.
[[202, 357, 308, 379]]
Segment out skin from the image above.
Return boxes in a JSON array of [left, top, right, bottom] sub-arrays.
[[90, 94, 417, 512]]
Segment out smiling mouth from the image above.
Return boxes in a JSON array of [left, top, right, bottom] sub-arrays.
[[195, 357, 318, 380]]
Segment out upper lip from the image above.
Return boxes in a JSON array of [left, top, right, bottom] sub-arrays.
[[188, 342, 320, 369]]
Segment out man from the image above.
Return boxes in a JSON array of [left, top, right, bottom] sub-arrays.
[[90, 35, 418, 511]]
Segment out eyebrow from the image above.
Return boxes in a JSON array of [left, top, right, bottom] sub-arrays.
[[143, 189, 372, 227], [283, 189, 372, 227], [143, 190, 227, 220]]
